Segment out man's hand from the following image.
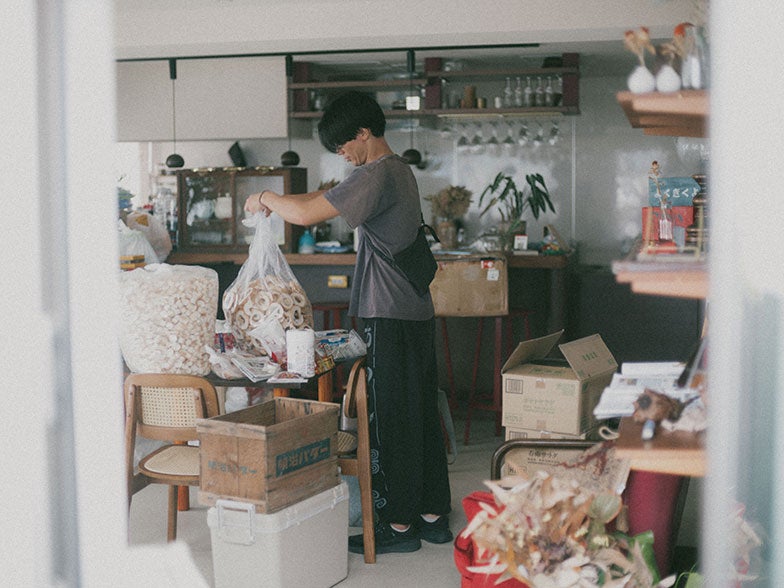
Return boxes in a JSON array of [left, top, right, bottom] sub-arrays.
[[244, 191, 275, 217]]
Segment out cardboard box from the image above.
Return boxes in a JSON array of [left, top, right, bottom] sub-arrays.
[[500, 440, 595, 478], [208, 482, 348, 588], [430, 255, 508, 317], [501, 331, 618, 436], [504, 426, 595, 441], [197, 397, 340, 513]]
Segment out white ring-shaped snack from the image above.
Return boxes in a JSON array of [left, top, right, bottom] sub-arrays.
[[279, 293, 294, 310], [223, 289, 237, 311], [291, 292, 306, 307], [235, 310, 249, 331], [267, 302, 285, 321], [291, 307, 304, 328], [249, 308, 264, 326]]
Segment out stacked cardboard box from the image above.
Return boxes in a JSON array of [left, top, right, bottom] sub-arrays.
[[499, 331, 617, 476]]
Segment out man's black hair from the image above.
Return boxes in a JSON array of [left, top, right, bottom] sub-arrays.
[[317, 91, 386, 153]]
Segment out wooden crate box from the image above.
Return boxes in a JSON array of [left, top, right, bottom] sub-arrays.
[[197, 397, 340, 513]]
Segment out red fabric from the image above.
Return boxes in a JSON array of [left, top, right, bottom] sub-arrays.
[[453, 491, 529, 588]]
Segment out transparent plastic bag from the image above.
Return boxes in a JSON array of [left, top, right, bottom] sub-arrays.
[[223, 213, 313, 355]]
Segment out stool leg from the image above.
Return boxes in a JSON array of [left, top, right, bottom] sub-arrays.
[[440, 318, 457, 410], [463, 318, 485, 445]]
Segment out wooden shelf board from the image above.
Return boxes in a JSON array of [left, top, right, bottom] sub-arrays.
[[612, 250, 708, 299], [617, 89, 708, 138], [291, 106, 579, 119], [615, 418, 705, 477], [614, 269, 708, 299]]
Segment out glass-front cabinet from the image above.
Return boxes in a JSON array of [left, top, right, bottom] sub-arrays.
[[175, 166, 307, 253]]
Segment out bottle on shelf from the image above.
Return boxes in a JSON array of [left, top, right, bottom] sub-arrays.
[[534, 76, 545, 107], [503, 77, 514, 108], [523, 77, 533, 107], [514, 77, 524, 107], [544, 77, 554, 107]]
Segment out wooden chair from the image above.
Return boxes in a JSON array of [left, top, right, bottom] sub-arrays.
[[124, 373, 220, 542], [337, 357, 375, 563]]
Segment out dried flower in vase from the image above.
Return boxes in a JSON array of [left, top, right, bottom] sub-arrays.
[[425, 185, 473, 221], [624, 27, 655, 67]]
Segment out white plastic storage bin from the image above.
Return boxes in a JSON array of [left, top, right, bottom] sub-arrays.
[[207, 482, 349, 588]]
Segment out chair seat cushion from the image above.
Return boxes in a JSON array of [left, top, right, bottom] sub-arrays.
[[139, 444, 200, 478], [337, 430, 358, 454]]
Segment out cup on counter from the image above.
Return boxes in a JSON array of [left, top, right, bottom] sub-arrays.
[[214, 196, 232, 219]]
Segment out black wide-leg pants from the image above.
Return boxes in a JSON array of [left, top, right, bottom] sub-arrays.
[[363, 317, 452, 525]]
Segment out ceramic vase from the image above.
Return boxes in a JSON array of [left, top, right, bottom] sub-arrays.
[[627, 65, 655, 94], [436, 219, 457, 249], [656, 64, 681, 93]]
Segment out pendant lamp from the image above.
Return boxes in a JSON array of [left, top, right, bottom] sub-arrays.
[[165, 59, 184, 169], [280, 55, 301, 166], [401, 49, 422, 166]]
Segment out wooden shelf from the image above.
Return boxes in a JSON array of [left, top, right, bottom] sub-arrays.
[[290, 106, 579, 119], [615, 417, 705, 477], [616, 89, 708, 138], [612, 256, 708, 299]]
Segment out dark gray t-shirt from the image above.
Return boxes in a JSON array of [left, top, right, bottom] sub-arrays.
[[324, 154, 434, 320]]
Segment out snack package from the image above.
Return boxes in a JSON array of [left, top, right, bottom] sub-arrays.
[[223, 213, 314, 355], [119, 263, 217, 374]]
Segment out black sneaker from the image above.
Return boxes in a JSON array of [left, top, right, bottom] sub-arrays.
[[416, 516, 453, 544], [348, 521, 421, 555]]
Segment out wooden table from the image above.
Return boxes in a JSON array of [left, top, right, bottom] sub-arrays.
[[206, 367, 336, 405], [615, 417, 706, 477]]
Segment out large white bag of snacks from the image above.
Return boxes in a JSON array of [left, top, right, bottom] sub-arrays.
[[119, 263, 218, 375], [223, 213, 313, 356]]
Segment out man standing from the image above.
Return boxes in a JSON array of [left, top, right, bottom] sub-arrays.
[[244, 91, 452, 555]]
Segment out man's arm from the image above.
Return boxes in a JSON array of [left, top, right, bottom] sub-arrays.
[[244, 189, 340, 226]]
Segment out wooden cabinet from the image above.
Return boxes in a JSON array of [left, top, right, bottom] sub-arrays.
[[174, 166, 307, 255], [288, 53, 580, 120], [116, 56, 287, 141]]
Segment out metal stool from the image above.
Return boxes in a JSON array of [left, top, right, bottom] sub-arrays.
[[462, 308, 533, 444]]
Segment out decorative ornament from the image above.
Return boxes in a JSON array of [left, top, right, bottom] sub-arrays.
[[624, 27, 656, 93]]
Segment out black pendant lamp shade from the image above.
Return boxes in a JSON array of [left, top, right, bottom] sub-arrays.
[[165, 59, 184, 169], [281, 55, 301, 166], [401, 49, 422, 166]]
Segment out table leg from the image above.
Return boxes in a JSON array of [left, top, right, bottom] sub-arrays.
[[273, 387, 290, 398], [318, 371, 333, 403]]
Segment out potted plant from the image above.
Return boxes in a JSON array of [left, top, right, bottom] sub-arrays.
[[478, 171, 555, 251], [425, 185, 473, 248]]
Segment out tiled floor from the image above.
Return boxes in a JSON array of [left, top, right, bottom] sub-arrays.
[[128, 414, 501, 587]]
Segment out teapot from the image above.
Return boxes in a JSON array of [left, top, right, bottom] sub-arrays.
[[192, 200, 214, 220]]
